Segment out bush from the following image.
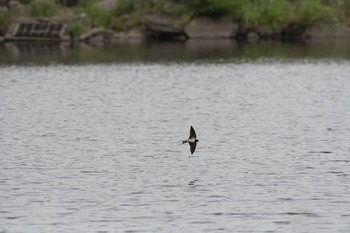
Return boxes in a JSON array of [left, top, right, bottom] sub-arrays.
[[69, 20, 88, 36], [115, 0, 138, 16], [73, 0, 118, 30], [296, 0, 330, 24], [0, 11, 11, 27], [260, 0, 292, 28], [30, 0, 57, 17], [175, 0, 235, 17]]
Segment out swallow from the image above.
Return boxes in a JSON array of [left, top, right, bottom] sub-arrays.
[[182, 126, 199, 154]]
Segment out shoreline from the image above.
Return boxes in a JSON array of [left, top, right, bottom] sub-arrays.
[[1, 1, 350, 44]]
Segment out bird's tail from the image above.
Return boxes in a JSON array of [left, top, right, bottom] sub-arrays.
[[182, 140, 187, 144]]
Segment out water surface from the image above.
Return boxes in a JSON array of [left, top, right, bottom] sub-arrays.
[[1, 61, 350, 232], [1, 39, 350, 64]]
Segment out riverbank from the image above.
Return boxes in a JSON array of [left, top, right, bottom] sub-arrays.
[[1, 0, 350, 44]]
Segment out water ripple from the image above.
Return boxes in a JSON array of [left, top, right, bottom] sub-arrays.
[[1, 62, 350, 232]]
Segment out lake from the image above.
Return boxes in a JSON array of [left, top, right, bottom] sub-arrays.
[[1, 40, 350, 232]]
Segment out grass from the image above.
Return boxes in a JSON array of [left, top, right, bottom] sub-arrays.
[[30, 0, 57, 17]]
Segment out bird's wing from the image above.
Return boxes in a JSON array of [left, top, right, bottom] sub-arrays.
[[189, 142, 197, 154], [189, 126, 197, 139]]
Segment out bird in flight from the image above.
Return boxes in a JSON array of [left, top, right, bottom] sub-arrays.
[[182, 126, 199, 154]]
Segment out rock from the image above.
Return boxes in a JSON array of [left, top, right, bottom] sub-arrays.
[[247, 31, 260, 42], [113, 27, 145, 41], [50, 12, 79, 24], [8, 0, 30, 15], [8, 0, 20, 12], [88, 34, 105, 44], [0, 36, 4, 42], [95, 0, 118, 11], [79, 28, 114, 43], [143, 13, 184, 37], [185, 17, 238, 39], [303, 21, 350, 39]]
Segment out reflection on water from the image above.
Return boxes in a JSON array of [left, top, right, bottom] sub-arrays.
[[1, 39, 350, 64]]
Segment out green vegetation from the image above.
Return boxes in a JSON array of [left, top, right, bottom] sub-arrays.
[[30, 0, 57, 17], [297, 0, 334, 25], [0, 11, 11, 27], [69, 20, 89, 36], [175, 0, 235, 17], [69, 0, 149, 35], [73, 3, 117, 29], [4, 0, 350, 37], [174, 0, 350, 30]]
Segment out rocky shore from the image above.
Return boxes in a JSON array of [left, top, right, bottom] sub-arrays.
[[1, 0, 350, 44]]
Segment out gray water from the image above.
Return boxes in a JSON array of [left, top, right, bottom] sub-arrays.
[[1, 61, 350, 232]]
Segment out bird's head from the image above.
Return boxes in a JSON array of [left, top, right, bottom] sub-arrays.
[[195, 139, 199, 142]]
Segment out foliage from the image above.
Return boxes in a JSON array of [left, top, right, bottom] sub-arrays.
[[73, 0, 118, 30], [296, 0, 331, 24], [30, 0, 57, 17], [77, 0, 96, 8], [175, 0, 235, 17], [0, 11, 11, 27], [174, 0, 350, 29], [260, 0, 292, 28], [12, 0, 350, 36], [114, 0, 138, 16], [69, 20, 89, 36]]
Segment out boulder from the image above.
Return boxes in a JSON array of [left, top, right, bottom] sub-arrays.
[[50, 12, 79, 24], [79, 28, 114, 43], [185, 17, 238, 39], [247, 31, 260, 42], [303, 21, 350, 39], [113, 27, 145, 41], [143, 13, 184, 37], [8, 0, 30, 15]]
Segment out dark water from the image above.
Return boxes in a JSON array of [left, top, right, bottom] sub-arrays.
[[1, 41, 350, 232], [1, 39, 350, 64]]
